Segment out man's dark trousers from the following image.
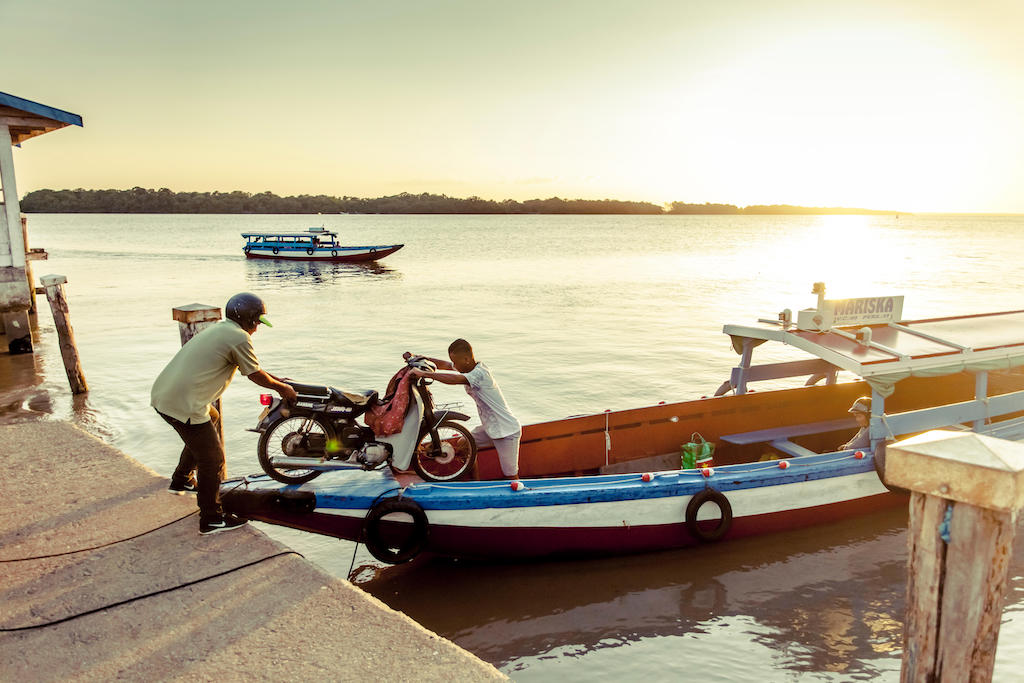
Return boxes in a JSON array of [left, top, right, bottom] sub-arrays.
[[157, 405, 226, 521]]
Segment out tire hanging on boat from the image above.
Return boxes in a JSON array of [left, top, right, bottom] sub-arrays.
[[272, 247, 279, 254], [331, 249, 338, 257], [685, 488, 733, 542], [362, 497, 430, 564], [306, 248, 314, 255]]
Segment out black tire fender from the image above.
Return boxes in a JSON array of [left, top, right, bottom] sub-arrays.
[[363, 497, 429, 564], [272, 247, 279, 254], [306, 248, 314, 255], [331, 249, 338, 257], [685, 488, 733, 542]]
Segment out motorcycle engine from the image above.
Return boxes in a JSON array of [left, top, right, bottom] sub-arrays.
[[358, 442, 391, 466]]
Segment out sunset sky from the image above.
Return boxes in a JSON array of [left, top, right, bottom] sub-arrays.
[[2, 0, 1022, 212]]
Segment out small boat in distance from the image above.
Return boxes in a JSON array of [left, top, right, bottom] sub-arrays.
[[241, 227, 403, 263]]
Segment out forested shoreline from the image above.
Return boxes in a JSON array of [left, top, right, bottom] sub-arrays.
[[20, 188, 900, 216]]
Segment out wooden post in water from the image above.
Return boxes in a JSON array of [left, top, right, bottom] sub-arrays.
[[172, 303, 223, 440], [885, 430, 1024, 682], [39, 274, 87, 394]]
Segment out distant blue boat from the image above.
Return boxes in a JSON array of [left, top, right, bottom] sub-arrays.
[[242, 227, 403, 263]]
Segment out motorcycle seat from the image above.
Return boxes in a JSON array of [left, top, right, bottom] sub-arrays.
[[287, 381, 331, 398], [331, 388, 378, 407]]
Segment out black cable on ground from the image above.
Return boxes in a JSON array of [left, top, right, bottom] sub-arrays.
[[0, 550, 303, 632], [0, 511, 198, 563], [0, 479, 251, 563]]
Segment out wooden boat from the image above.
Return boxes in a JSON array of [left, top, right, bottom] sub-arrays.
[[241, 227, 403, 263], [222, 285, 1024, 563]]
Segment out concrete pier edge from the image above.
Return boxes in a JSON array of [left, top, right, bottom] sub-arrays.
[[0, 421, 505, 681]]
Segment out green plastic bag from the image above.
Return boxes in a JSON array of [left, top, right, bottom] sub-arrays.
[[681, 432, 715, 469]]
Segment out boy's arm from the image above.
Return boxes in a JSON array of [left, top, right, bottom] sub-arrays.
[[409, 369, 468, 385], [403, 351, 454, 371]]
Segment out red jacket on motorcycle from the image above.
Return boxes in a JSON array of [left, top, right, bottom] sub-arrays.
[[364, 366, 415, 436]]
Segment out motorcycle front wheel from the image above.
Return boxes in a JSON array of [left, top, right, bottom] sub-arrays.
[[413, 421, 477, 482], [258, 415, 333, 484]]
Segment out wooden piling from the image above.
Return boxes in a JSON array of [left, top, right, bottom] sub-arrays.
[[39, 274, 87, 393], [172, 303, 223, 439], [22, 216, 47, 314], [885, 430, 1024, 682]]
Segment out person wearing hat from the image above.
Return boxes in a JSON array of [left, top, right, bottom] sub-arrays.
[[151, 292, 297, 535], [839, 396, 872, 451]]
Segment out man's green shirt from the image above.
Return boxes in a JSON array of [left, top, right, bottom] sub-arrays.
[[151, 320, 261, 423]]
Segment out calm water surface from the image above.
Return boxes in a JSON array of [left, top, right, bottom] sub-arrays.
[[5, 213, 1024, 680]]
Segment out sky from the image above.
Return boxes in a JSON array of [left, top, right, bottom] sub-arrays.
[[2, 0, 1023, 212]]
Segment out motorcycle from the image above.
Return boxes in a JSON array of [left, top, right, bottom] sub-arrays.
[[253, 356, 477, 484]]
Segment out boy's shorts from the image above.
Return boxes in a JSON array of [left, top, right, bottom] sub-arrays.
[[471, 425, 521, 477]]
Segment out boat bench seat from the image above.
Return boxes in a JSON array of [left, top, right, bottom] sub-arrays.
[[978, 415, 1024, 441], [720, 417, 857, 446]]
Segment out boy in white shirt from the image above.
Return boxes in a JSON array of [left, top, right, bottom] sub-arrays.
[[405, 339, 522, 480]]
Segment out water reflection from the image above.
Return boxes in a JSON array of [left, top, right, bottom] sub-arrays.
[[359, 508, 910, 678], [244, 258, 401, 287]]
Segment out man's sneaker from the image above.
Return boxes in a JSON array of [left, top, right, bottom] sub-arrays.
[[199, 514, 249, 535], [168, 480, 198, 495]]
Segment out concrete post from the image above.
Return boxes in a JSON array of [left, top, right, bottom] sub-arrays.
[[172, 303, 223, 440], [40, 274, 87, 394], [885, 430, 1024, 682]]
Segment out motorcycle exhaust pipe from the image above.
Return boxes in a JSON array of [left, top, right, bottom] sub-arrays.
[[268, 456, 363, 471]]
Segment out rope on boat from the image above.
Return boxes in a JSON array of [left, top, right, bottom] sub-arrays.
[[605, 410, 612, 467]]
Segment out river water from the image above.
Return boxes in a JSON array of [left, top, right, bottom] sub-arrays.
[[5, 212, 1024, 680]]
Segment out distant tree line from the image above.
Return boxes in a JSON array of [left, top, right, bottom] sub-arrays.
[[666, 201, 898, 215], [19, 187, 899, 215]]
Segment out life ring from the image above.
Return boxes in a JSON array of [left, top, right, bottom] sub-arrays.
[[331, 249, 338, 257], [363, 497, 429, 564], [685, 488, 733, 542], [370, 248, 377, 253], [272, 247, 279, 254], [306, 248, 314, 255]]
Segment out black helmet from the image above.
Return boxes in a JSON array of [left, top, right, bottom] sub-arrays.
[[225, 292, 272, 329]]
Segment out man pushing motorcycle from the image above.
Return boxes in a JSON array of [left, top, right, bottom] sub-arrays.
[[151, 292, 297, 535], [405, 339, 522, 480]]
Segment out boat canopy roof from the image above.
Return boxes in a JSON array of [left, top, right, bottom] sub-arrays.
[[724, 309, 1024, 396], [242, 230, 337, 239]]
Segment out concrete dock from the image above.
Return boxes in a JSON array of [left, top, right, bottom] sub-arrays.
[[0, 421, 505, 681]]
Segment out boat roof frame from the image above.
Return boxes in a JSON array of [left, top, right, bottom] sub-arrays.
[[723, 308, 1024, 380], [241, 231, 338, 239]]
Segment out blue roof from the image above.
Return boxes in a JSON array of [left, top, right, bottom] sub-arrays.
[[0, 91, 82, 144], [0, 91, 82, 127]]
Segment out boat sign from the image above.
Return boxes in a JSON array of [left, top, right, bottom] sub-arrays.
[[797, 295, 904, 330]]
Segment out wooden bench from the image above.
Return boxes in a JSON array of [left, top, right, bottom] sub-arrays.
[[720, 417, 857, 446], [978, 415, 1024, 442], [720, 417, 858, 458]]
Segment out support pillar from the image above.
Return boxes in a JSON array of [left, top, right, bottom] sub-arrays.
[[0, 123, 25, 269], [1, 308, 31, 354], [886, 430, 1024, 682]]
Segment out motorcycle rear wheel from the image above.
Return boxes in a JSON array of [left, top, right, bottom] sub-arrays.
[[258, 415, 333, 484], [413, 421, 477, 482]]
